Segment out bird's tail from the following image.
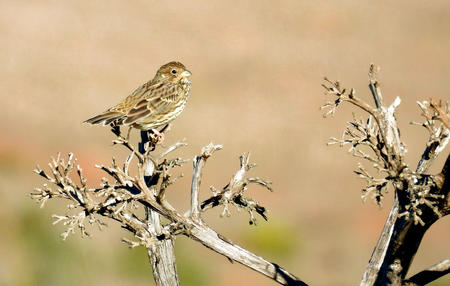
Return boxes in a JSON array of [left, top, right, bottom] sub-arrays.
[[84, 111, 125, 126]]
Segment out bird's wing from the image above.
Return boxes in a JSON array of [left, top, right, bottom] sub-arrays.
[[123, 83, 179, 125], [84, 111, 125, 126], [85, 80, 174, 127]]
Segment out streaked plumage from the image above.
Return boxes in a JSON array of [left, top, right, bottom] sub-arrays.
[[85, 61, 192, 130]]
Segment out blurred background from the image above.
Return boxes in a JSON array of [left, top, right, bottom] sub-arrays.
[[1, 1, 449, 285]]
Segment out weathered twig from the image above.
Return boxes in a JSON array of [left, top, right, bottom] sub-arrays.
[[414, 100, 450, 173], [200, 153, 273, 225], [190, 143, 222, 220]]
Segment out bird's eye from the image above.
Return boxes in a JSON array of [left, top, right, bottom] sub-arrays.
[[171, 69, 177, 74]]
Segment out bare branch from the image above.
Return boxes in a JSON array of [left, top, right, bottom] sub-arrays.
[[360, 198, 400, 285], [146, 208, 179, 286], [414, 99, 450, 173], [158, 140, 188, 160], [324, 64, 449, 286], [190, 143, 222, 220], [32, 128, 304, 286], [404, 259, 450, 286], [363, 155, 449, 285], [368, 63, 384, 108], [200, 153, 273, 225], [187, 221, 308, 286], [430, 99, 450, 129], [137, 131, 180, 286]]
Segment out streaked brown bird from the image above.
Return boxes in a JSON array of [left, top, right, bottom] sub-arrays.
[[85, 61, 192, 133]]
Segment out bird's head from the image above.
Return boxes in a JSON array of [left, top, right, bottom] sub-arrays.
[[155, 61, 192, 83]]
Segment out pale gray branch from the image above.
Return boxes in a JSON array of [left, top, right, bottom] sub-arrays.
[[141, 131, 179, 286], [187, 221, 308, 286], [147, 208, 179, 286], [190, 143, 222, 220], [360, 198, 399, 285]]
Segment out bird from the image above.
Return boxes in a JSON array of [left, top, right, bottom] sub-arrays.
[[84, 61, 192, 137]]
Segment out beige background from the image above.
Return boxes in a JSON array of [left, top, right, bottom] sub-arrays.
[[1, 1, 449, 285]]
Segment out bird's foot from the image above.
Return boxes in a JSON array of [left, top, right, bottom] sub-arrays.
[[150, 128, 165, 145], [138, 128, 166, 154]]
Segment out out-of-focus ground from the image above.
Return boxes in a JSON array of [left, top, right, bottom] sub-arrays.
[[1, 1, 449, 285]]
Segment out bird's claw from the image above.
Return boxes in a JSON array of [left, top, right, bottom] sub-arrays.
[[150, 129, 165, 145]]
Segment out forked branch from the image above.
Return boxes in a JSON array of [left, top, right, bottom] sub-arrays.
[[323, 64, 449, 286], [32, 128, 306, 286]]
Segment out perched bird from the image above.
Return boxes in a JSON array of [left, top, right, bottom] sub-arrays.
[[85, 61, 192, 134]]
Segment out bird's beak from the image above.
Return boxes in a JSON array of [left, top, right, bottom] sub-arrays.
[[181, 70, 192, 77]]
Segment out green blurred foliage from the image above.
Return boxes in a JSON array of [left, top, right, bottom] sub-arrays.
[[115, 244, 154, 279], [241, 219, 299, 260], [17, 208, 92, 286], [175, 238, 211, 286]]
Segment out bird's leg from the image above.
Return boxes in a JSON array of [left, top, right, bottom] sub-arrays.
[[139, 131, 150, 154], [139, 126, 168, 152], [150, 128, 165, 145], [148, 124, 170, 145]]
